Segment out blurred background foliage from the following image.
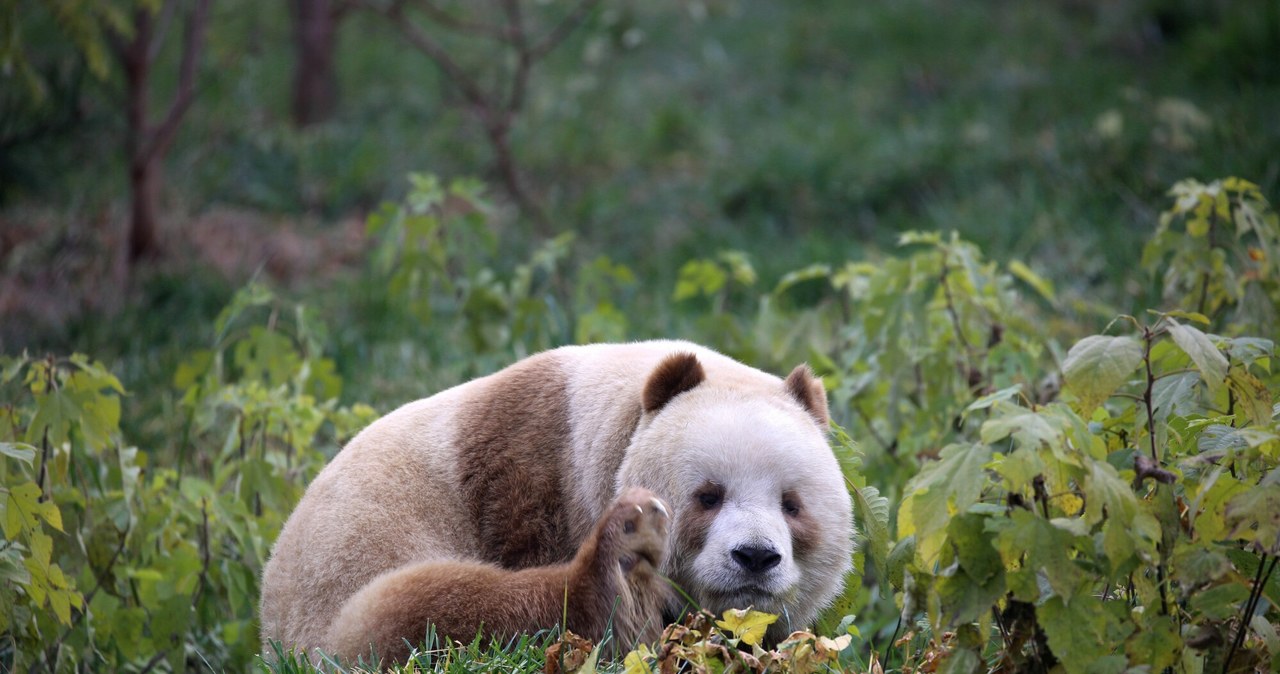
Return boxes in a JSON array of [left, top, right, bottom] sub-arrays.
[[2, 0, 1280, 671]]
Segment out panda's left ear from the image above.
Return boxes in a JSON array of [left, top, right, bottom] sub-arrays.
[[785, 365, 829, 428]]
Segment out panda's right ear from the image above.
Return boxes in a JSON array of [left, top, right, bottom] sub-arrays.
[[643, 352, 706, 413]]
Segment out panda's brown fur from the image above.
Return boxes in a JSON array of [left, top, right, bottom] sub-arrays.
[[259, 341, 853, 665]]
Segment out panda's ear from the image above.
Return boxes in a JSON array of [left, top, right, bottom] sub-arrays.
[[643, 352, 706, 413], [785, 365, 829, 428]]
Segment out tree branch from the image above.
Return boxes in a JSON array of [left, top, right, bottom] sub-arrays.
[[501, 0, 531, 113], [529, 0, 602, 60], [146, 0, 180, 65], [384, 1, 492, 113], [141, 0, 212, 164], [415, 0, 509, 40]]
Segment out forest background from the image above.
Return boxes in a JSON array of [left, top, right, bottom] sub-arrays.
[[3, 0, 1280, 672]]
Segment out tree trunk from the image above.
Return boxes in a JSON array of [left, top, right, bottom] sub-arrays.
[[290, 0, 341, 127], [129, 159, 162, 261], [114, 0, 212, 264], [123, 7, 160, 262]]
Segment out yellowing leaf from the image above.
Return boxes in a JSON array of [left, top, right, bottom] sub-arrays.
[[715, 608, 778, 646], [3, 481, 42, 538], [622, 645, 653, 674], [1009, 260, 1056, 302], [1226, 365, 1274, 427], [1056, 493, 1084, 517], [816, 634, 852, 655]]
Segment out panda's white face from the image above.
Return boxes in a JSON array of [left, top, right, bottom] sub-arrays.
[[619, 389, 853, 637]]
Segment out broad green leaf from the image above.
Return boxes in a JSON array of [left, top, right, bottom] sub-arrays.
[[1192, 472, 1248, 542], [717, 250, 757, 287], [963, 385, 1023, 418], [1166, 321, 1227, 393], [1198, 424, 1277, 457], [991, 447, 1044, 492], [1062, 335, 1144, 414], [71, 373, 122, 451], [1101, 517, 1140, 574], [851, 484, 890, 580], [173, 349, 213, 390], [1224, 485, 1280, 554], [898, 443, 992, 566], [1151, 372, 1199, 422], [1171, 545, 1231, 589], [988, 510, 1086, 600], [214, 282, 274, 338], [980, 404, 1068, 455], [26, 385, 79, 448], [673, 259, 727, 301], [1039, 591, 1132, 674], [0, 442, 36, 465], [885, 536, 915, 591], [1084, 460, 1137, 526], [936, 515, 1006, 626], [1223, 336, 1274, 370], [1189, 583, 1250, 620], [936, 647, 981, 674], [1125, 615, 1180, 672], [0, 356, 26, 384], [948, 514, 1002, 585]]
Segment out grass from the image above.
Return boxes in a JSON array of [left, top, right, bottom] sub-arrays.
[[260, 630, 560, 674]]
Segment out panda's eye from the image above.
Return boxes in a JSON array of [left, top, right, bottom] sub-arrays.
[[696, 484, 724, 510], [782, 493, 801, 517]]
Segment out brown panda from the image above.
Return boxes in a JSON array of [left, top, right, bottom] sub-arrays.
[[259, 341, 854, 664]]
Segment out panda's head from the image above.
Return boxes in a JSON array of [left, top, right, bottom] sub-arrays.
[[618, 352, 854, 641]]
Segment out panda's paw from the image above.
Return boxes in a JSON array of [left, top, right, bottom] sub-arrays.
[[607, 487, 670, 576]]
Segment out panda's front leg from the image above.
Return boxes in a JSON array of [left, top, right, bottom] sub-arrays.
[[326, 488, 672, 665], [565, 487, 673, 650]]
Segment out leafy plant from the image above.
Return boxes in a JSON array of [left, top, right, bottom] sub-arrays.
[[888, 185, 1280, 671], [0, 285, 371, 672], [1143, 177, 1280, 334]]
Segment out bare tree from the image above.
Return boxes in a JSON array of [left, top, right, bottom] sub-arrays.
[[113, 0, 213, 263], [362, 0, 605, 225], [290, 0, 351, 127]]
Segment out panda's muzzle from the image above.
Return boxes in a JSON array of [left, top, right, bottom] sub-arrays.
[[730, 544, 782, 574]]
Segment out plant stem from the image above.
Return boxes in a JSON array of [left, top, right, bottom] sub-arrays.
[[939, 257, 979, 383], [36, 426, 50, 503], [1142, 326, 1159, 463], [1142, 325, 1171, 617], [1223, 553, 1275, 674]]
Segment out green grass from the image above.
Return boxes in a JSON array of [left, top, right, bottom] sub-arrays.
[[260, 630, 559, 674]]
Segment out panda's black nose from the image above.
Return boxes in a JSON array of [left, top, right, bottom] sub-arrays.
[[731, 545, 782, 573]]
